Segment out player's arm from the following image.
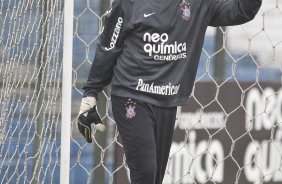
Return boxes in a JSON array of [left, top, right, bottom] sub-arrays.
[[77, 0, 126, 141], [208, 0, 262, 26], [83, 0, 126, 98]]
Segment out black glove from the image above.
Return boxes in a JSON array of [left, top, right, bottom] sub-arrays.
[[77, 106, 102, 143]]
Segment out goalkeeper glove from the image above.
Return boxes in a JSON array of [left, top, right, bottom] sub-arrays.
[[77, 96, 105, 143]]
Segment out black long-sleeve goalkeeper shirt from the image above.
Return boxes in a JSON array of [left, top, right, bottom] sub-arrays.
[[83, 0, 262, 107]]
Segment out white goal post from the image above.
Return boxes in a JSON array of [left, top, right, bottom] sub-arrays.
[[60, 0, 73, 184]]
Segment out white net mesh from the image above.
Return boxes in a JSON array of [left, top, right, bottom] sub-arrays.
[[165, 0, 282, 184], [71, 0, 282, 184], [0, 0, 63, 183], [74, 0, 282, 183]]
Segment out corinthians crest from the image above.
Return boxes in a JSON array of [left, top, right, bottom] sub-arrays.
[[180, 0, 192, 21], [125, 98, 136, 120]]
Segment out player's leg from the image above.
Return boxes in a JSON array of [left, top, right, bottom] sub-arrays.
[[111, 96, 157, 184], [154, 106, 177, 184]]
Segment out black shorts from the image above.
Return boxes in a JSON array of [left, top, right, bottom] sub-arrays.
[[111, 95, 177, 184]]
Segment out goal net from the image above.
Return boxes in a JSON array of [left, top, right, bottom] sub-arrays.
[[0, 0, 63, 183], [0, 0, 281, 184], [71, 0, 282, 184]]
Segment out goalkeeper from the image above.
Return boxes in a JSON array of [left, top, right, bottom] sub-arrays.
[[77, 0, 262, 183]]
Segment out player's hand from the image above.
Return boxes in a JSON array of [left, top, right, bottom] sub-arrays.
[[77, 97, 105, 143]]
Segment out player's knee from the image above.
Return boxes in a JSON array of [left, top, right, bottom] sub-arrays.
[[130, 161, 156, 184], [140, 160, 157, 180]]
